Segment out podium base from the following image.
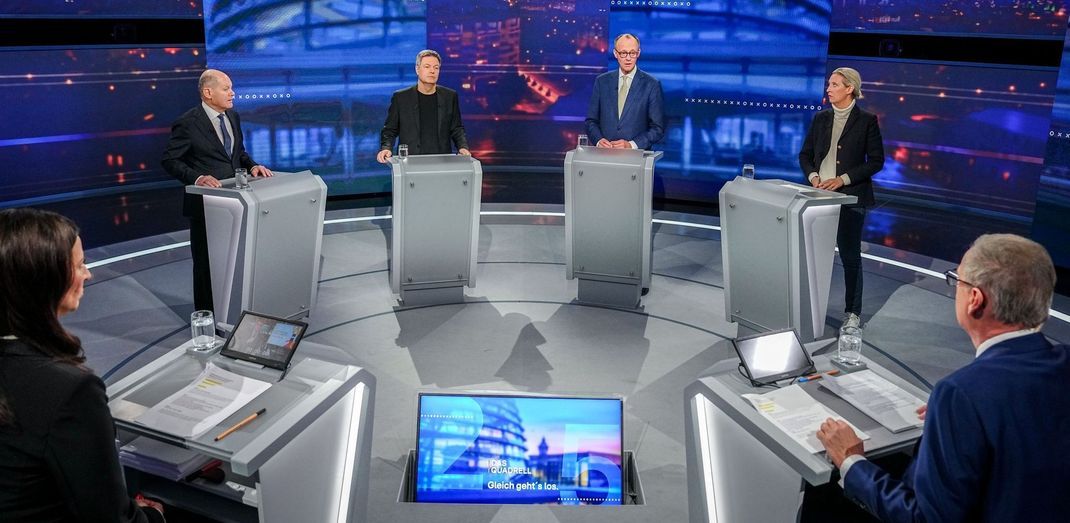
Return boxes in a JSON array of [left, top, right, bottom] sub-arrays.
[[577, 278, 641, 309], [399, 285, 464, 307]]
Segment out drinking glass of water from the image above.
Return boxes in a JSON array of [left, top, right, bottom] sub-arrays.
[[398, 144, 409, 158], [577, 134, 589, 147], [741, 164, 755, 179], [836, 325, 863, 365], [190, 310, 218, 352], [234, 168, 250, 189]]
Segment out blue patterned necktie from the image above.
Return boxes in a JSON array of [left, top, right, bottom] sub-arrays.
[[218, 113, 232, 157]]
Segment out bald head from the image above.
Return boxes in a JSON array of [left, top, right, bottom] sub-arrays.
[[198, 69, 234, 112]]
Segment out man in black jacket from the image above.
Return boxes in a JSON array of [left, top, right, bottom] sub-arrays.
[[376, 49, 470, 163], [162, 69, 273, 312]]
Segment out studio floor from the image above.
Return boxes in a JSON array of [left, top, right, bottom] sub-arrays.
[[68, 204, 1070, 523]]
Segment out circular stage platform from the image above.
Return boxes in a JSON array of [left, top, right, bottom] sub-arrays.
[[71, 204, 1070, 522]]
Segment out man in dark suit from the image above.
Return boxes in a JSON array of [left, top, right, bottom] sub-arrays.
[[377, 49, 470, 163], [162, 69, 272, 312], [815, 234, 1070, 522], [585, 33, 665, 150]]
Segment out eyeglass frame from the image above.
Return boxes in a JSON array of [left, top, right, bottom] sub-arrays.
[[614, 49, 640, 58], [944, 269, 979, 289]]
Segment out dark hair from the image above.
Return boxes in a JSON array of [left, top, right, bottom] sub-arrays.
[[0, 208, 85, 425], [0, 208, 84, 361]]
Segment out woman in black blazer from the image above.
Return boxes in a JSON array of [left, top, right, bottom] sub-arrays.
[[0, 208, 164, 522], [798, 67, 885, 328]]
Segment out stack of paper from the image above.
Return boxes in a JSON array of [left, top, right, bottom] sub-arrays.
[[743, 384, 870, 453], [133, 363, 272, 439], [822, 370, 925, 433], [119, 436, 214, 481]]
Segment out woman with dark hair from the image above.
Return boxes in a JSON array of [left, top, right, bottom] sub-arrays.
[[0, 208, 165, 522]]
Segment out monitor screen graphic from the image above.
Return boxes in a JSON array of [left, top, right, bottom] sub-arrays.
[[414, 393, 624, 505]]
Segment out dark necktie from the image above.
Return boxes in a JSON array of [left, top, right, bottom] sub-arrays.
[[218, 114, 232, 157]]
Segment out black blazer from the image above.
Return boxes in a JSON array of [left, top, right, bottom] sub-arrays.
[[379, 85, 468, 155], [0, 340, 163, 523], [798, 105, 884, 207], [162, 105, 258, 216]]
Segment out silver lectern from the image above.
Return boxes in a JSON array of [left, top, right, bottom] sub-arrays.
[[186, 171, 326, 326], [564, 147, 662, 308], [719, 177, 856, 341], [390, 154, 482, 306], [109, 340, 376, 523]]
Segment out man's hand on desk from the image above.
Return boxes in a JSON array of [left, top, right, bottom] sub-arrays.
[[816, 418, 865, 468], [251, 165, 273, 177], [916, 404, 927, 422], [195, 175, 222, 188]]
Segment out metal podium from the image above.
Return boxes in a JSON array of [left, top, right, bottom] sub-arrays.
[[187, 171, 326, 326], [683, 352, 927, 522], [109, 340, 376, 523], [564, 147, 662, 308], [719, 177, 856, 341], [389, 154, 482, 306]]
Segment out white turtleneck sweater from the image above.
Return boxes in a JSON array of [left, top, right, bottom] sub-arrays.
[[809, 99, 855, 186]]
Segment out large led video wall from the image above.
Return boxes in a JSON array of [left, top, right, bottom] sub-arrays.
[[830, 0, 1066, 37], [0, 2, 202, 18], [0, 47, 207, 204], [610, 1, 831, 201], [203, 0, 832, 201], [832, 58, 1058, 256], [1034, 25, 1070, 267], [201, 0, 428, 196]]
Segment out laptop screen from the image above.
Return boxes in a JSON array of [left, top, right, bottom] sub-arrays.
[[413, 392, 624, 505], [218, 311, 307, 371]]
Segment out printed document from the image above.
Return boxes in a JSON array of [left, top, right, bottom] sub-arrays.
[[822, 370, 925, 433], [743, 384, 869, 453], [134, 363, 271, 439]]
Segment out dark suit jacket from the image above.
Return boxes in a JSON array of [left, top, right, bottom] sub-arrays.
[[0, 340, 163, 523], [584, 69, 665, 150], [798, 105, 884, 207], [843, 333, 1070, 522], [379, 85, 468, 155], [162, 105, 258, 216]]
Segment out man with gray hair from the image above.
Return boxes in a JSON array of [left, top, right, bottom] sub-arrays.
[[377, 49, 470, 163], [585, 33, 665, 150], [163, 68, 272, 311], [814, 234, 1070, 522]]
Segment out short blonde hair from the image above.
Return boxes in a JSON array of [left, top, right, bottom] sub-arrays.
[[831, 67, 864, 100]]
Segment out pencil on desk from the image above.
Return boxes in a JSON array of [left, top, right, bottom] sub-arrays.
[[214, 408, 266, 441]]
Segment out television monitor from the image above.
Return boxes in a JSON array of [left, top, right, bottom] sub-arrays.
[[414, 392, 624, 505], [219, 311, 308, 371], [733, 329, 815, 386]]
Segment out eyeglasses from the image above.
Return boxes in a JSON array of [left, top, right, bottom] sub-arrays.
[[944, 270, 978, 289], [615, 50, 639, 58]]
